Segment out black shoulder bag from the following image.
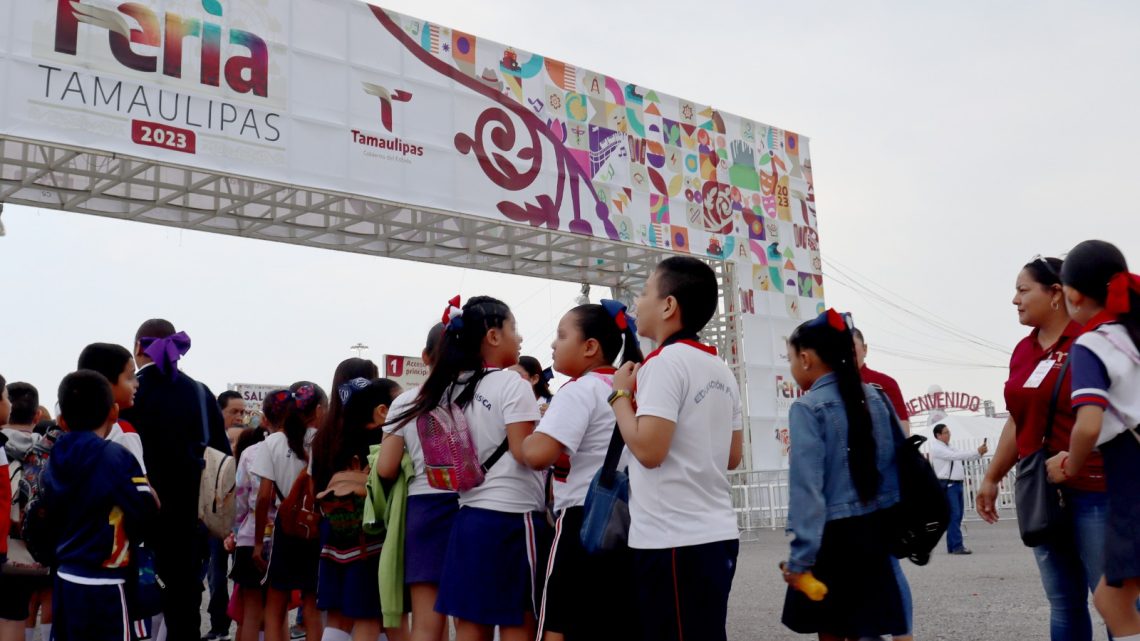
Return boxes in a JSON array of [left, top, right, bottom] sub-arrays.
[[1014, 355, 1071, 547]]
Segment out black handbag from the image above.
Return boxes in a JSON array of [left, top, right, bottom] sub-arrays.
[[1014, 355, 1071, 547]]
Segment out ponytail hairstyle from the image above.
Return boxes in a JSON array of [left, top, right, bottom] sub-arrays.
[[261, 388, 291, 431], [280, 381, 327, 461], [234, 426, 266, 465], [321, 358, 379, 439], [516, 356, 553, 401], [311, 377, 400, 491], [392, 295, 513, 425], [571, 299, 645, 367], [788, 309, 880, 503], [1061, 240, 1140, 350]]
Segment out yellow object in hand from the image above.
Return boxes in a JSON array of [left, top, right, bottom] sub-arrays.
[[780, 562, 829, 602]]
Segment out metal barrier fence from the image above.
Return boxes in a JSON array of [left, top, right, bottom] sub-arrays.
[[731, 455, 1017, 541]]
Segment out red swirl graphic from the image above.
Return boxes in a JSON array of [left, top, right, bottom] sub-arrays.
[[369, 7, 617, 239]]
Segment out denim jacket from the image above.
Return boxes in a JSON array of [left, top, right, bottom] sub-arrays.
[[785, 373, 901, 573]]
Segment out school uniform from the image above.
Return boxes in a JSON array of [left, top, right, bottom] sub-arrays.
[[119, 364, 229, 641], [35, 432, 158, 641], [383, 386, 459, 586], [250, 428, 320, 592], [533, 369, 635, 641], [631, 341, 742, 641], [230, 441, 271, 590], [1069, 320, 1140, 587], [434, 369, 550, 627]]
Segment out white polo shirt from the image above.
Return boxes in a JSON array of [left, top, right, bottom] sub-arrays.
[[535, 369, 626, 512], [631, 341, 742, 549]]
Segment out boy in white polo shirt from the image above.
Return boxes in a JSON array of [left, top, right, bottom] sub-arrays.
[[611, 256, 744, 641]]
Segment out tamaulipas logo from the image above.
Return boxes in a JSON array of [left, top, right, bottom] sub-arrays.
[[353, 81, 424, 157]]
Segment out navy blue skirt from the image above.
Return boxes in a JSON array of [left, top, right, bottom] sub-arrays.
[[1100, 430, 1140, 587], [405, 492, 459, 585], [435, 506, 551, 626]]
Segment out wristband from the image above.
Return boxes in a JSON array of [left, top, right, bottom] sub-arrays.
[[607, 389, 633, 405]]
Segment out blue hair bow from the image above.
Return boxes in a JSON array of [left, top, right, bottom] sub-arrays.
[[600, 299, 638, 336], [338, 377, 372, 405]]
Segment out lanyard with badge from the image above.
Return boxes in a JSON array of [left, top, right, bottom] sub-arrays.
[[1023, 344, 1068, 390]]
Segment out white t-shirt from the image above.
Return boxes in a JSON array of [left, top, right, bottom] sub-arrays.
[[450, 369, 543, 513], [107, 422, 146, 474], [250, 427, 317, 502], [383, 387, 454, 497], [631, 342, 742, 549], [535, 371, 626, 511]]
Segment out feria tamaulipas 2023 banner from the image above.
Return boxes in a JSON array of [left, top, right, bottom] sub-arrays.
[[0, 0, 823, 468]]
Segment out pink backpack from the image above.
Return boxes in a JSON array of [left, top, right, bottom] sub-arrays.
[[416, 401, 509, 492]]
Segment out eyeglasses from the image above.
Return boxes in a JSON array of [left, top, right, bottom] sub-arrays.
[[1031, 254, 1059, 278]]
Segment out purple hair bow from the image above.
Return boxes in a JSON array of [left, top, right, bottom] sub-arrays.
[[139, 331, 191, 378]]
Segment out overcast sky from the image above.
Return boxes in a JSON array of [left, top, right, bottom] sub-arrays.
[[3, 0, 1138, 419]]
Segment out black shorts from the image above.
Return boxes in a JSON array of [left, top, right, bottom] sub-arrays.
[[538, 507, 635, 641], [229, 547, 265, 590], [0, 573, 38, 621]]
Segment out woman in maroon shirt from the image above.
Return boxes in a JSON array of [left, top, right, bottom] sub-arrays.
[[976, 257, 1108, 641]]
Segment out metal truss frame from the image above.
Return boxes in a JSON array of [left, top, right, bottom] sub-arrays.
[[0, 134, 752, 468]]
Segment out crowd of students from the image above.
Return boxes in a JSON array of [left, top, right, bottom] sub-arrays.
[[4, 241, 1140, 641], [0, 256, 746, 641]]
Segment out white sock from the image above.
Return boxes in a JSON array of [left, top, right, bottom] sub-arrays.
[[37, 624, 51, 641], [258, 634, 265, 641], [1114, 635, 1140, 641], [24, 629, 33, 641], [321, 629, 351, 641]]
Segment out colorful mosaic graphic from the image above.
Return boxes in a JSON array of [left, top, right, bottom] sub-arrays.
[[373, 8, 823, 318]]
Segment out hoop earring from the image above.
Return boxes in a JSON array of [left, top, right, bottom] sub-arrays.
[[1051, 301, 1060, 311]]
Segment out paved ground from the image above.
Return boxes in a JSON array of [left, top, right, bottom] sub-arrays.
[[202, 519, 1108, 640], [729, 518, 1108, 640]]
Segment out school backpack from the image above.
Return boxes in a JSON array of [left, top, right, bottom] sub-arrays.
[[277, 469, 319, 540], [195, 383, 236, 539], [316, 465, 370, 543], [8, 427, 63, 574], [879, 390, 950, 566], [199, 446, 236, 539], [416, 402, 509, 493]]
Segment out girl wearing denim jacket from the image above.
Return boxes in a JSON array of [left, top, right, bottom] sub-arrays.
[[781, 309, 909, 640]]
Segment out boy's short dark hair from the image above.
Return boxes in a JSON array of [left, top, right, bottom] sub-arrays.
[[218, 390, 243, 410], [932, 424, 948, 437], [655, 256, 719, 334], [78, 343, 133, 386], [58, 371, 115, 432], [7, 382, 40, 425]]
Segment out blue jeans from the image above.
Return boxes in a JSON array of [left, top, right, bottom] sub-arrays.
[[944, 481, 965, 552], [1031, 488, 1108, 641], [891, 556, 913, 635]]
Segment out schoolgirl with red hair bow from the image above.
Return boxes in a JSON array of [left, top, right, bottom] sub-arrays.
[[1045, 240, 1140, 640]]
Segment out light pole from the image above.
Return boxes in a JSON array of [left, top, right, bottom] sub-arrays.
[[350, 342, 369, 357]]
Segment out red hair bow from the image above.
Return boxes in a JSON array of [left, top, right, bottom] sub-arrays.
[[826, 308, 848, 333], [1105, 272, 1140, 315], [442, 295, 464, 330]]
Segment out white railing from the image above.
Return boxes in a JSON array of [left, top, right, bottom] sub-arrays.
[[731, 454, 1017, 539]]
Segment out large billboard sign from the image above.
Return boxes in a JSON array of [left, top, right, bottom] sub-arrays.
[[0, 0, 823, 468]]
